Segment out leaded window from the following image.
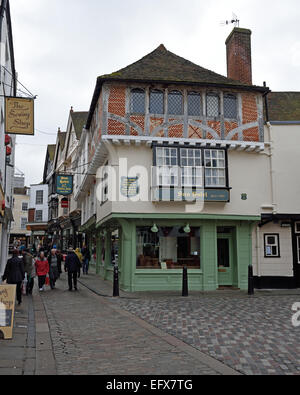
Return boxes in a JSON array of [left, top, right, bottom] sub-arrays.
[[204, 150, 226, 187], [150, 89, 164, 114], [168, 91, 183, 115], [206, 93, 220, 117], [130, 88, 145, 114], [224, 94, 237, 119], [188, 92, 202, 116]]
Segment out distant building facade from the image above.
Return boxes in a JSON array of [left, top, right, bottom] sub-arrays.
[[10, 186, 31, 248]]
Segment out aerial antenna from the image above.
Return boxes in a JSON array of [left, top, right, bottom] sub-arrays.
[[220, 13, 240, 27]]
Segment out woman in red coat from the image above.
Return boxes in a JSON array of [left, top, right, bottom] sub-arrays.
[[35, 251, 49, 291]]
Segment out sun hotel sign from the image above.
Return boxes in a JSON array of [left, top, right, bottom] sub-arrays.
[[5, 96, 34, 136]]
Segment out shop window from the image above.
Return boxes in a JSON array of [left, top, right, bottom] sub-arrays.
[[206, 93, 220, 117], [136, 226, 201, 269], [188, 92, 202, 116], [264, 234, 280, 258], [224, 94, 237, 119], [150, 89, 164, 114], [204, 150, 226, 187], [130, 88, 145, 114], [168, 90, 183, 115]]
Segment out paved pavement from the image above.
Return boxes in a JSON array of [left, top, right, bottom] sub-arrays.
[[0, 267, 299, 375]]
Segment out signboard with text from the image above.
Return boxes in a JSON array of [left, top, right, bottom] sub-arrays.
[[120, 177, 139, 198], [0, 285, 16, 340], [56, 175, 73, 196], [153, 188, 230, 202], [5, 97, 34, 136]]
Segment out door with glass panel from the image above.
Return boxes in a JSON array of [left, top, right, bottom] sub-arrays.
[[217, 234, 233, 286]]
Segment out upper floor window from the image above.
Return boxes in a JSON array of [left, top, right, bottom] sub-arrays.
[[204, 150, 226, 187], [224, 94, 237, 119], [22, 202, 28, 212], [130, 89, 145, 114], [35, 210, 43, 222], [168, 91, 183, 115], [21, 217, 27, 230], [188, 92, 202, 117], [150, 89, 164, 114], [264, 234, 280, 258], [36, 190, 44, 205], [206, 93, 220, 117]]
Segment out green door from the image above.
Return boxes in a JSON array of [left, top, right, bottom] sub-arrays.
[[217, 235, 233, 286]]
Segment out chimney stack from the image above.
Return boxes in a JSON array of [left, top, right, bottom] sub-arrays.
[[226, 27, 252, 85]]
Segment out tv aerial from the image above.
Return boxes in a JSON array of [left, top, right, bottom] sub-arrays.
[[220, 13, 240, 27]]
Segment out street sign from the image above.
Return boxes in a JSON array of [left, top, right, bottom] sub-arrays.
[[0, 285, 16, 340]]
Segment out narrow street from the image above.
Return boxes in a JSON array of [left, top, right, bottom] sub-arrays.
[[36, 272, 234, 375]]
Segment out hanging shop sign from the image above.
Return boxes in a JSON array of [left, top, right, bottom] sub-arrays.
[[5, 97, 34, 136], [56, 175, 73, 196], [120, 177, 139, 198], [61, 198, 69, 208], [0, 285, 16, 340]]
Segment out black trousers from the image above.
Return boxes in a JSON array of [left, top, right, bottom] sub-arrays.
[[38, 275, 46, 289], [26, 278, 34, 295], [16, 282, 22, 304], [68, 271, 78, 290]]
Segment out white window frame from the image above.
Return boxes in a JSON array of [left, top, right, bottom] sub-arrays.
[[36, 190, 44, 205], [204, 149, 226, 187], [264, 234, 280, 258], [181, 148, 203, 187], [35, 210, 43, 223], [21, 217, 27, 230], [22, 202, 28, 212], [156, 147, 179, 187]]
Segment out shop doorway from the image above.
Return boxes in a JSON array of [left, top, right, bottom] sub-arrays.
[[217, 228, 234, 286]]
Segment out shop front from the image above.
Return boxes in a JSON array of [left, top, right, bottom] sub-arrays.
[[96, 214, 258, 292]]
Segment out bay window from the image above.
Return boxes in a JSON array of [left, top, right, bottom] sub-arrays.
[[154, 145, 228, 190]]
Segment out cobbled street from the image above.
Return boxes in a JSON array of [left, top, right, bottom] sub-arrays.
[[36, 271, 300, 376]]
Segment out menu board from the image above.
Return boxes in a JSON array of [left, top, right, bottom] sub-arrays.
[[0, 285, 16, 340]]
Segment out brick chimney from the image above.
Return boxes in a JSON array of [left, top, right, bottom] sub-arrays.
[[226, 27, 252, 85]]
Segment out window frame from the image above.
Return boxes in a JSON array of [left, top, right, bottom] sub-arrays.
[[20, 217, 28, 230], [130, 88, 146, 115], [264, 234, 280, 258], [187, 91, 202, 117], [206, 92, 220, 118], [153, 144, 228, 190], [22, 202, 28, 212], [149, 89, 165, 115], [35, 210, 43, 223], [35, 190, 44, 205], [223, 93, 238, 120], [168, 90, 184, 116]]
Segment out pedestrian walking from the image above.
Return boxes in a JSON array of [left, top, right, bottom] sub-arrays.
[[2, 250, 25, 305], [55, 249, 63, 278], [75, 248, 83, 278], [81, 244, 91, 275], [22, 249, 35, 295], [47, 249, 60, 289], [65, 247, 81, 291], [35, 251, 49, 292]]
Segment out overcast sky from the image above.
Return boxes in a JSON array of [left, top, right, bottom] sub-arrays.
[[11, 0, 300, 186]]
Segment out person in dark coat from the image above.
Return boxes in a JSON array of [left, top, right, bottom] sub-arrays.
[[47, 249, 60, 289], [64, 247, 81, 291], [2, 250, 25, 305], [81, 245, 91, 275]]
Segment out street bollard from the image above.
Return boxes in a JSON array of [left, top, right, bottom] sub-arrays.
[[182, 266, 188, 297], [113, 265, 119, 297], [248, 265, 254, 296]]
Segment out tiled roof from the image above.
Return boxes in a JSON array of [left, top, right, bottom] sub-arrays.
[[71, 111, 88, 140], [99, 44, 261, 88], [267, 92, 300, 122]]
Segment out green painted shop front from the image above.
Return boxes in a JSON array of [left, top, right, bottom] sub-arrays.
[[95, 214, 259, 292]]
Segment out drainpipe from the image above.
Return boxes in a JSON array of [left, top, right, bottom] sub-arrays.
[[266, 121, 277, 214], [256, 226, 261, 278]]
